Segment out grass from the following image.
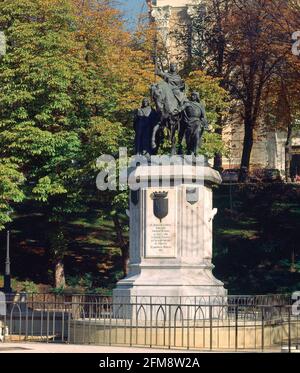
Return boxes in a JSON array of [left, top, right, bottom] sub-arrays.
[[217, 229, 259, 240]]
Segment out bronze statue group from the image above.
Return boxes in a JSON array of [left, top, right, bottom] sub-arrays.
[[134, 63, 209, 157]]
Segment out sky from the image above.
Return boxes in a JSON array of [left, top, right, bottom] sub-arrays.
[[117, 0, 147, 28]]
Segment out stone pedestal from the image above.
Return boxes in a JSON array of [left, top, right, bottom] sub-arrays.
[[113, 165, 227, 315]]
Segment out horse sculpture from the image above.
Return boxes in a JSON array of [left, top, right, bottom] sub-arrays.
[[150, 80, 183, 155]]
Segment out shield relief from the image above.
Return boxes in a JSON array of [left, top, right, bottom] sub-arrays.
[[150, 191, 169, 222], [131, 190, 139, 206], [186, 187, 199, 205]]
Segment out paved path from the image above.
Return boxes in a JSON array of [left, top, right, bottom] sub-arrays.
[[0, 343, 284, 353], [0, 343, 194, 353]]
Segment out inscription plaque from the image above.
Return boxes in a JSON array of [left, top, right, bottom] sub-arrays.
[[145, 189, 177, 258]]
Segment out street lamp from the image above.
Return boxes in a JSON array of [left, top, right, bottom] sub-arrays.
[[4, 230, 12, 294], [3, 208, 13, 294]]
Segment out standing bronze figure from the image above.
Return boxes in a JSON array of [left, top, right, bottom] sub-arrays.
[[179, 92, 209, 156], [133, 98, 158, 156]]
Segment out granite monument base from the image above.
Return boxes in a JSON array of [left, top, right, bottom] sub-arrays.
[[113, 165, 227, 319]]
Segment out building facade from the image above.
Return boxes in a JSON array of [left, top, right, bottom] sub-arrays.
[[147, 0, 300, 177]]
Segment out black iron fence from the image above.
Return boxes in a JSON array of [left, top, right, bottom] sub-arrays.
[[0, 293, 299, 352]]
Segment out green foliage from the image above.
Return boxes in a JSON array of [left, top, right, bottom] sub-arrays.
[[66, 273, 93, 289], [112, 192, 128, 215], [200, 132, 227, 159], [86, 117, 128, 159], [186, 71, 230, 127], [50, 286, 66, 295], [32, 176, 67, 202], [19, 280, 39, 293], [7, 278, 39, 293], [0, 161, 25, 229], [89, 288, 112, 296], [49, 225, 67, 254], [0, 0, 86, 229]]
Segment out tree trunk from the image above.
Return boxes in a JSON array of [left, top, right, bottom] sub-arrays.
[[290, 248, 296, 273], [285, 122, 293, 182], [54, 258, 66, 289], [112, 214, 129, 277], [285, 146, 291, 183], [121, 249, 129, 278], [214, 153, 223, 172], [239, 117, 254, 182], [48, 224, 67, 289], [214, 116, 223, 171]]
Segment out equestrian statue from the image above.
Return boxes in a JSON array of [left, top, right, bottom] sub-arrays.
[[133, 63, 209, 156]]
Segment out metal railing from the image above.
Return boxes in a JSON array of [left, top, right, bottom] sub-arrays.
[[0, 293, 299, 352]]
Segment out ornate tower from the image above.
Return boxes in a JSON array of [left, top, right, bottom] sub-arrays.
[[147, 0, 201, 64]]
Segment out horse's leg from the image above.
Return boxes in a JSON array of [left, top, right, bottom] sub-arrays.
[[157, 125, 165, 154], [178, 117, 185, 155], [170, 118, 178, 156], [170, 125, 175, 155], [151, 123, 160, 153]]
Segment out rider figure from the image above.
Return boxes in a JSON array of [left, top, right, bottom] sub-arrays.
[[155, 63, 186, 106]]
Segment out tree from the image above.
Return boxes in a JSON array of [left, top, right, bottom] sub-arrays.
[[190, 0, 297, 178], [259, 0, 300, 181], [187, 0, 234, 169], [0, 0, 156, 287], [224, 0, 294, 178], [263, 64, 300, 181], [73, 2, 155, 278], [0, 0, 90, 287]]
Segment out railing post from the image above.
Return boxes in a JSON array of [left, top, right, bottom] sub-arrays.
[[288, 306, 291, 353], [67, 307, 71, 344], [150, 297, 152, 348], [209, 305, 213, 350], [168, 304, 171, 349], [261, 307, 265, 352], [235, 305, 238, 351]]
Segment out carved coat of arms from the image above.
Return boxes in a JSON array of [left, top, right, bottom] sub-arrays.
[[150, 191, 169, 222], [186, 187, 199, 205]]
